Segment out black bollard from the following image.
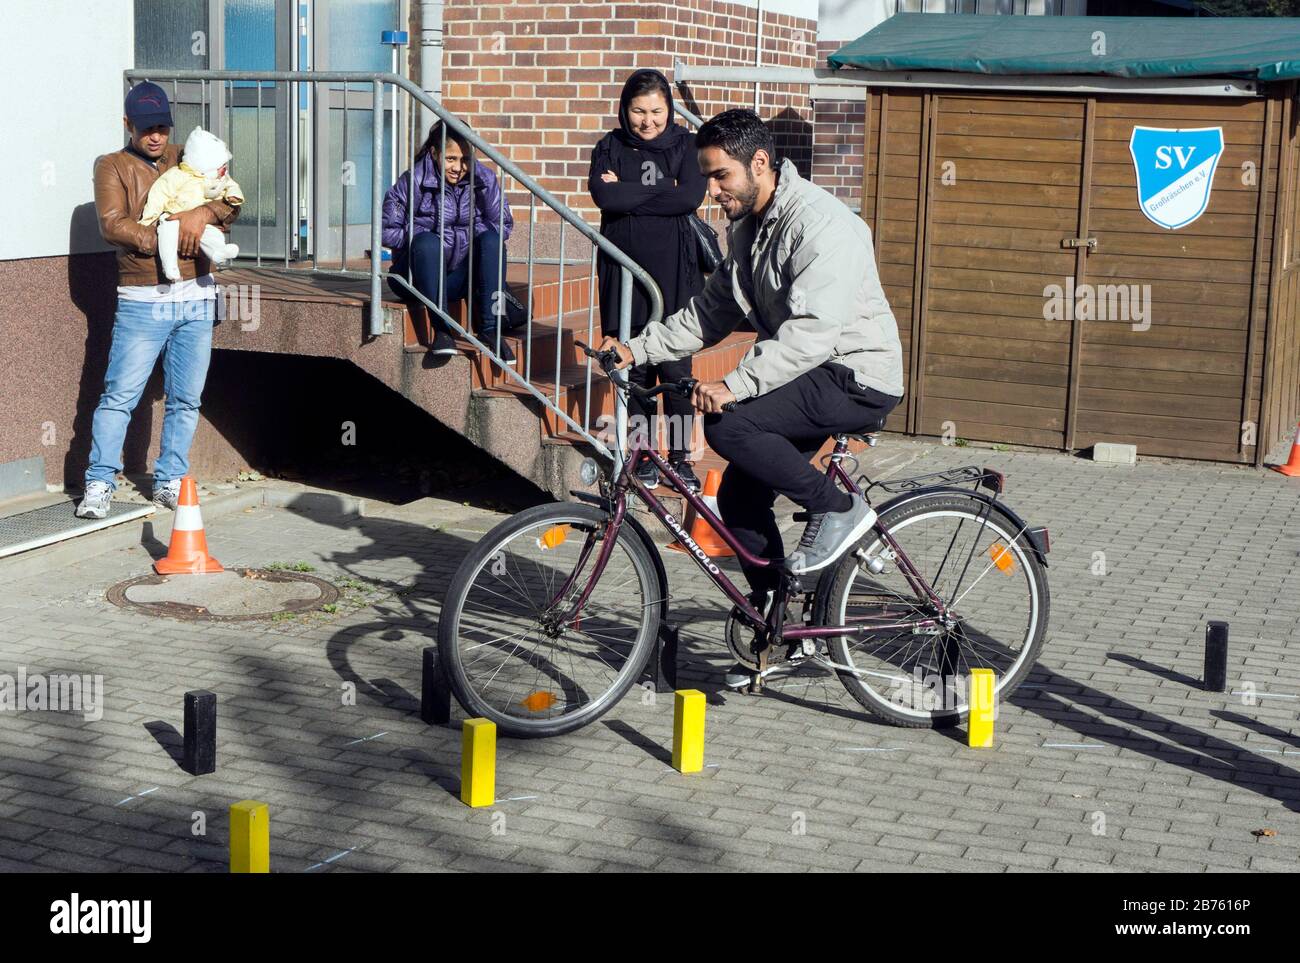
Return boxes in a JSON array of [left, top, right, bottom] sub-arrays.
[[1204, 621, 1229, 692], [421, 646, 451, 724], [183, 690, 216, 775], [652, 623, 679, 693]]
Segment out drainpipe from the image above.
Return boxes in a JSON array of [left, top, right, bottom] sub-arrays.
[[419, 0, 443, 134], [754, 0, 762, 114]]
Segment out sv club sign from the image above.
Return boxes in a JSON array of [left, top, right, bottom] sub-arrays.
[[1128, 126, 1224, 230]]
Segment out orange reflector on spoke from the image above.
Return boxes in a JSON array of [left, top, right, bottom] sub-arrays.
[[520, 690, 558, 712], [990, 542, 1015, 573], [537, 524, 570, 550]]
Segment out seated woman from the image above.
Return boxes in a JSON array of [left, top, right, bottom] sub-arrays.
[[383, 121, 517, 363]]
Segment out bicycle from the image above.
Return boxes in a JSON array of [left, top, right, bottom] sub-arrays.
[[438, 343, 1051, 737]]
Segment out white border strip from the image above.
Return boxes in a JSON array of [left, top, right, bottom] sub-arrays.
[[675, 62, 1260, 99]]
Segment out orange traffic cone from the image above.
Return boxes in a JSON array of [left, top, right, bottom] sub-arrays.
[[667, 467, 735, 558], [154, 477, 224, 574], [1273, 422, 1300, 477]]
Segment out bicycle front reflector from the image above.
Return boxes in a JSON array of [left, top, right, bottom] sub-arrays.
[[537, 524, 570, 550], [520, 691, 558, 712], [989, 542, 1015, 573]]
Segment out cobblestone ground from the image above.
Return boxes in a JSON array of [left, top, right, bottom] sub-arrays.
[[1, 437, 1298, 872]]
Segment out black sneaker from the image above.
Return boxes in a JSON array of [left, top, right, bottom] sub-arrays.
[[428, 328, 457, 356], [499, 289, 529, 332], [669, 459, 701, 494], [633, 460, 660, 489], [479, 329, 517, 365]]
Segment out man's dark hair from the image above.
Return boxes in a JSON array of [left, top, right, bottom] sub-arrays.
[[696, 109, 776, 168]]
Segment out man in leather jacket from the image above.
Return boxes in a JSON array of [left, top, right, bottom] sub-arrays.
[[77, 83, 240, 519]]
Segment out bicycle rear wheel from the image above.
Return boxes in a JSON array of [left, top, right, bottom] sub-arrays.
[[813, 491, 1049, 728], [438, 502, 662, 738]]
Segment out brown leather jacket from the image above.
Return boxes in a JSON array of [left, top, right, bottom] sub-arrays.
[[93, 143, 241, 287]]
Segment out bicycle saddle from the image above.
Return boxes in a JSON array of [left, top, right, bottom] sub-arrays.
[[837, 421, 884, 446]]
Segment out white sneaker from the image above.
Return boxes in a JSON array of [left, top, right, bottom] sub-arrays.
[[76, 481, 113, 519], [152, 479, 182, 511]]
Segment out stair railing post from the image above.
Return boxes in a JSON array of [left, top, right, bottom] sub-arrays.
[[369, 81, 385, 337], [616, 265, 632, 460]]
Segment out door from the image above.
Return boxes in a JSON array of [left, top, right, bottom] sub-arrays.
[[916, 93, 1087, 449], [310, 0, 401, 265], [219, 0, 295, 260], [1075, 95, 1270, 462], [133, 0, 295, 260]]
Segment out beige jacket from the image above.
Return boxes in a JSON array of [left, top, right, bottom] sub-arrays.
[[628, 158, 905, 400]]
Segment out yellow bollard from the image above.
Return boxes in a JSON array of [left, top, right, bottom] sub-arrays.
[[460, 718, 496, 807], [672, 689, 705, 773], [968, 668, 996, 749], [229, 800, 270, 873]]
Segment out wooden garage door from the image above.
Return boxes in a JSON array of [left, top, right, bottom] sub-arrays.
[[917, 94, 1087, 448], [862, 89, 926, 435], [1074, 95, 1274, 462]]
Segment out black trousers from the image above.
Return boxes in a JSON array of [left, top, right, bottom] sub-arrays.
[[703, 362, 901, 594], [628, 357, 694, 462]]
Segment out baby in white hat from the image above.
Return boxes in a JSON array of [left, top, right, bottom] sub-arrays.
[[140, 127, 244, 281]]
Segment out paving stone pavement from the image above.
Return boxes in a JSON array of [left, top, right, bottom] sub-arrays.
[[1, 437, 1298, 873]]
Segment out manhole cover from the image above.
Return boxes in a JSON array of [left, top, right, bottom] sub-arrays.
[[106, 568, 340, 622]]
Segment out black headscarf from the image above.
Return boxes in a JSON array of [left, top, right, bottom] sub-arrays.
[[614, 69, 688, 153]]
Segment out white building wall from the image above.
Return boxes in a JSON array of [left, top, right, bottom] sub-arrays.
[[0, 0, 134, 260]]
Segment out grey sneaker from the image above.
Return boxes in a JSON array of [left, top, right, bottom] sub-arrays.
[[75, 481, 113, 519], [785, 496, 878, 575], [152, 478, 182, 511]]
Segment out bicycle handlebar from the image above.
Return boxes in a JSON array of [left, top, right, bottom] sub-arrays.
[[574, 341, 738, 412]]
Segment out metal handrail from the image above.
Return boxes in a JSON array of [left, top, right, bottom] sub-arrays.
[[125, 68, 665, 461]]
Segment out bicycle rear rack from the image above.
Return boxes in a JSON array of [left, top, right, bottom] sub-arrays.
[[862, 465, 1004, 496]]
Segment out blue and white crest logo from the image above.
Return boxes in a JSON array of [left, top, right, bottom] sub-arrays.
[[1128, 126, 1224, 230]]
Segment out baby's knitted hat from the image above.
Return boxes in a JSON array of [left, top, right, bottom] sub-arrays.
[[182, 128, 232, 176]]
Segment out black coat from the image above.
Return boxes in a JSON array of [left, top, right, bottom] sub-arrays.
[[588, 74, 706, 338]]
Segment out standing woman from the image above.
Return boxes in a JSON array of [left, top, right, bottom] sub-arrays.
[[589, 69, 706, 491], [383, 121, 516, 363]]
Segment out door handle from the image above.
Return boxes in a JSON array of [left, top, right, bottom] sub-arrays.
[[1062, 237, 1097, 251]]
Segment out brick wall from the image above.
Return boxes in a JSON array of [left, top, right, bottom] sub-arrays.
[[812, 36, 866, 211], [439, 1, 819, 255]]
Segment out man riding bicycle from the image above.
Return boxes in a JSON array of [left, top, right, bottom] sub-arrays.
[[599, 108, 905, 622]]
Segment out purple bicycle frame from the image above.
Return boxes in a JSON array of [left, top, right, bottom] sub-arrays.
[[558, 435, 949, 642]]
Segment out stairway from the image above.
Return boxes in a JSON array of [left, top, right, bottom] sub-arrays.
[[399, 261, 758, 514], [214, 261, 757, 524]]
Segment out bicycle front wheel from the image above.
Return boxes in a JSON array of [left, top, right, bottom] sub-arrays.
[[438, 502, 662, 738], [814, 491, 1049, 728]]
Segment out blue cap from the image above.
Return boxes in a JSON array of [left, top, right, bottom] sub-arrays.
[[125, 82, 174, 130]]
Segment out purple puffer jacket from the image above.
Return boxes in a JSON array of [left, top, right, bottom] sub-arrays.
[[382, 152, 514, 271]]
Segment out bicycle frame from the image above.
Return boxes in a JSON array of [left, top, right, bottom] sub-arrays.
[[557, 434, 951, 645]]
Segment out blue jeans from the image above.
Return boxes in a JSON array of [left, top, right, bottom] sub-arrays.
[[390, 229, 507, 335], [85, 297, 215, 489]]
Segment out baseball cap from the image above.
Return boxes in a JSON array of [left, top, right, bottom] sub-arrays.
[[125, 82, 174, 130]]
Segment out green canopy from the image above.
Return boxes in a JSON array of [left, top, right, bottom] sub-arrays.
[[827, 14, 1300, 82]]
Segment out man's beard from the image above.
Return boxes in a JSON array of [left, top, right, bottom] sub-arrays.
[[724, 169, 760, 221]]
